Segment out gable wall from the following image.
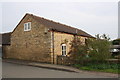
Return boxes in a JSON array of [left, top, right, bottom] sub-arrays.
[[4, 15, 52, 63], [3, 14, 88, 64]]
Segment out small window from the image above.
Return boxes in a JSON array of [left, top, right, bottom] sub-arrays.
[[61, 44, 67, 56], [28, 22, 31, 30], [24, 22, 31, 31]]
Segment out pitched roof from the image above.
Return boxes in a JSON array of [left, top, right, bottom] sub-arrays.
[[29, 14, 93, 38], [0, 32, 11, 45]]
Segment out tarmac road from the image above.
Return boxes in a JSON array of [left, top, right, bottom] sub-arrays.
[[2, 62, 118, 78]]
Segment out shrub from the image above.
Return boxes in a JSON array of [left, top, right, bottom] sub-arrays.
[[87, 39, 111, 62], [69, 36, 89, 65], [70, 34, 111, 65]]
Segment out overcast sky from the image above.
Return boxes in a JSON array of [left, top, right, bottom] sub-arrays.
[[0, 1, 118, 40]]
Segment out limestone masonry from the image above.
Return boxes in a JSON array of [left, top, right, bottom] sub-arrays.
[[2, 13, 93, 64]]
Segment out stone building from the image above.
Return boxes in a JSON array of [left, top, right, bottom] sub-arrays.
[[3, 13, 93, 64], [0, 32, 11, 58]]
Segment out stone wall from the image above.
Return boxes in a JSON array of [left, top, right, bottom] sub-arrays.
[[53, 32, 87, 64], [57, 55, 74, 65], [4, 15, 52, 63], [3, 14, 88, 64], [2, 45, 11, 58]]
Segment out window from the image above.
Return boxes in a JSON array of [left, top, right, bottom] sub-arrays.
[[61, 44, 67, 56], [24, 22, 31, 31]]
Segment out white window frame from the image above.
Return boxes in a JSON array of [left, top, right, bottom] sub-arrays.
[[24, 22, 31, 31], [61, 44, 67, 56]]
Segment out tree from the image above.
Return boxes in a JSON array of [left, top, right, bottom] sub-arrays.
[[69, 36, 88, 64]]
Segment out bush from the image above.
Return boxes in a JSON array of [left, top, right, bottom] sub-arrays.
[[87, 38, 111, 62], [70, 34, 111, 65], [69, 36, 89, 65]]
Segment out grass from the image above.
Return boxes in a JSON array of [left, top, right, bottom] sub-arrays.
[[74, 63, 120, 74]]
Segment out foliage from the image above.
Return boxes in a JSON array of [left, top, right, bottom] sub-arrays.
[[70, 34, 111, 64], [74, 63, 120, 74], [70, 34, 119, 74], [95, 34, 110, 40], [87, 36, 111, 62], [69, 36, 88, 64]]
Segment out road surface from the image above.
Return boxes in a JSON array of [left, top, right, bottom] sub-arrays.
[[2, 62, 117, 78]]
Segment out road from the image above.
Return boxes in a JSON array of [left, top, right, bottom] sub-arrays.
[[2, 62, 117, 78]]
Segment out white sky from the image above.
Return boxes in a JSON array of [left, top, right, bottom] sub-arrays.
[[0, 0, 119, 40]]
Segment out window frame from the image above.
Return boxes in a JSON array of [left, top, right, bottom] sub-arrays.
[[24, 22, 31, 31], [61, 44, 67, 56]]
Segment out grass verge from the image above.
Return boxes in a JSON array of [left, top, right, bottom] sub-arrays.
[[74, 63, 120, 74]]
